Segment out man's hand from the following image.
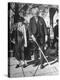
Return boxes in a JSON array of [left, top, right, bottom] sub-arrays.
[[31, 35, 36, 41]]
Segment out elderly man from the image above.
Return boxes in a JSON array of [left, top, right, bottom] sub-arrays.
[[29, 7, 47, 69]]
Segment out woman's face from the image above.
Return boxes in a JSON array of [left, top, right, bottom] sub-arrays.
[[18, 22, 22, 27]]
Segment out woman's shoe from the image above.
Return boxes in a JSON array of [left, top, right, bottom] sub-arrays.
[[16, 64, 20, 68]]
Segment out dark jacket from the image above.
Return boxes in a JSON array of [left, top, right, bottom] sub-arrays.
[[29, 16, 47, 44], [54, 24, 58, 38]]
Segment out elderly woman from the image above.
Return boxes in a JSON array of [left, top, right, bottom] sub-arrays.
[[15, 16, 27, 68]]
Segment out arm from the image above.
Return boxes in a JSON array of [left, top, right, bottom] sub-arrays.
[[23, 25, 27, 47], [28, 18, 36, 41], [28, 19, 32, 37], [42, 18, 48, 42]]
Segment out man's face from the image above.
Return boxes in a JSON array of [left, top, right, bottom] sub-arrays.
[[32, 7, 39, 17]]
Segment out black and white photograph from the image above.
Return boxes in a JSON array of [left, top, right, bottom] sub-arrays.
[[8, 2, 59, 77]]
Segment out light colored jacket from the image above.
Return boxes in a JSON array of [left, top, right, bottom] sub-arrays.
[[18, 23, 27, 47]]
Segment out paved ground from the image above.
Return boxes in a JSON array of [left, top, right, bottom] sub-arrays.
[[9, 57, 59, 77]]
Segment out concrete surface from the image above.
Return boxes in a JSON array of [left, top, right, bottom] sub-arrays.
[[8, 57, 59, 77]]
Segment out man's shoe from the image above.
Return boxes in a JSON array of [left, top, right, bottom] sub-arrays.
[[23, 64, 28, 68], [33, 62, 39, 67], [40, 65, 44, 69]]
